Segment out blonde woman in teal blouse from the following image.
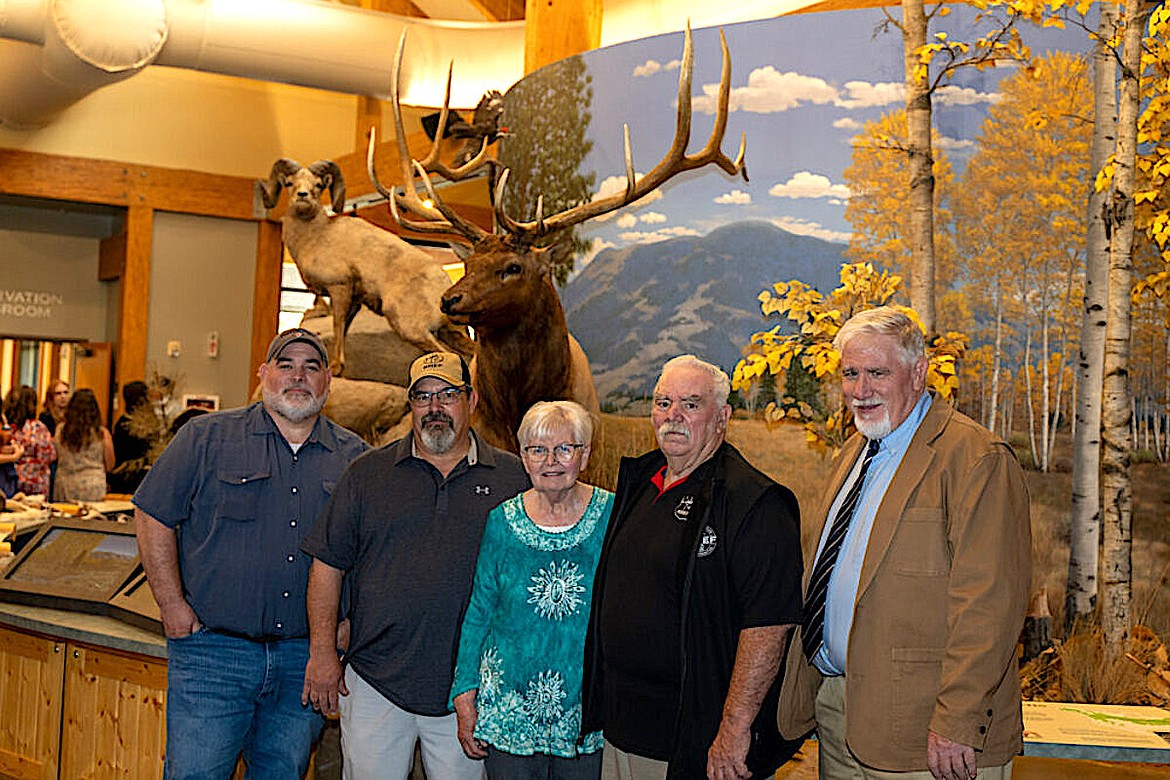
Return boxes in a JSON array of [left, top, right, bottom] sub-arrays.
[[451, 401, 613, 780]]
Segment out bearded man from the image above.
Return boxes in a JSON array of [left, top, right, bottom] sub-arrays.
[[778, 307, 1031, 780], [135, 327, 370, 779], [301, 351, 527, 779]]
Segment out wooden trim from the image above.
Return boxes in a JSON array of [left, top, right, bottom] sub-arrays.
[[524, 0, 602, 75], [250, 220, 284, 394], [0, 149, 258, 220], [116, 206, 153, 389], [98, 228, 127, 282]]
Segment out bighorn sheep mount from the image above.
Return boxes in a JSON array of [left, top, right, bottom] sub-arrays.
[[371, 26, 746, 453], [256, 159, 474, 376]]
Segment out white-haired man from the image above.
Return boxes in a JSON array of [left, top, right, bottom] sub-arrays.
[[583, 354, 805, 780], [779, 306, 1031, 780]]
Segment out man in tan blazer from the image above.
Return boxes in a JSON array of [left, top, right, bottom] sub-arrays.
[[778, 307, 1031, 780]]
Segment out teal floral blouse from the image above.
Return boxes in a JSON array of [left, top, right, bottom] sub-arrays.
[[450, 487, 613, 757]]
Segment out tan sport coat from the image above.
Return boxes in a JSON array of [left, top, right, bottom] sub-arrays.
[[778, 395, 1031, 771]]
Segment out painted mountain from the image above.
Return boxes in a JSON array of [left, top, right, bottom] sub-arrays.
[[562, 220, 845, 404]]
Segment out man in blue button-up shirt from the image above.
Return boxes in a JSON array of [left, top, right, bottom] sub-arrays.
[[134, 327, 369, 779]]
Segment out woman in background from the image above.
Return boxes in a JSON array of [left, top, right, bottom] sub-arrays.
[[53, 389, 114, 501], [39, 380, 70, 435], [451, 400, 612, 780], [2, 385, 55, 497]]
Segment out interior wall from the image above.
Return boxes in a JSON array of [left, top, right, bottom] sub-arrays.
[[148, 213, 258, 410], [0, 229, 109, 342]]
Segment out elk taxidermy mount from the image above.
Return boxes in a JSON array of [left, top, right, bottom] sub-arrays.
[[370, 25, 747, 453]]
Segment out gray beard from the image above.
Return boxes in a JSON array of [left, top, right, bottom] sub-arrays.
[[264, 386, 326, 424], [419, 425, 456, 454]]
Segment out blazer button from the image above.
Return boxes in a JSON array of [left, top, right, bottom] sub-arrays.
[[987, 708, 993, 717], [979, 726, 987, 735]]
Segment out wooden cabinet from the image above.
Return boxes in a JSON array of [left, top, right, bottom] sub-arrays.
[[60, 643, 166, 779], [0, 627, 63, 780], [0, 625, 166, 780]]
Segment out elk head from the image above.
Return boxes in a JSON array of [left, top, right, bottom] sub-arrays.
[[368, 25, 746, 324]]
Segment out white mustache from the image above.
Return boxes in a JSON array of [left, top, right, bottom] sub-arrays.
[[658, 423, 690, 439]]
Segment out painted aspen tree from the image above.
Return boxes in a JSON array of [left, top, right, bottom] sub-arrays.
[[1067, 2, 1118, 633], [1099, 0, 1151, 653], [953, 52, 1091, 474]]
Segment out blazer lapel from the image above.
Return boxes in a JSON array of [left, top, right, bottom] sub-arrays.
[[856, 398, 951, 599]]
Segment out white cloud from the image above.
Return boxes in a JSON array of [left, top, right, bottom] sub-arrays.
[[768, 171, 851, 200], [770, 216, 851, 243], [935, 85, 1001, 106], [639, 211, 668, 224], [693, 66, 838, 114], [833, 117, 863, 130], [616, 213, 638, 229], [837, 81, 904, 109], [936, 135, 975, 152], [618, 225, 701, 244], [714, 189, 752, 205], [590, 174, 664, 222], [633, 59, 681, 78]]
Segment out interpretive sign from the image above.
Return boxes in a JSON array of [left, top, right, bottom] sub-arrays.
[[0, 518, 139, 614], [1023, 701, 1170, 762]]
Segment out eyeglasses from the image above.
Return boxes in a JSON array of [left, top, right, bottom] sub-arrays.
[[522, 443, 585, 463], [408, 387, 467, 407]]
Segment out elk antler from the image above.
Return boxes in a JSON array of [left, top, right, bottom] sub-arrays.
[[494, 24, 746, 242], [367, 31, 492, 243]]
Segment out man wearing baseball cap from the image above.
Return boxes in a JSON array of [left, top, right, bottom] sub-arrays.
[[134, 327, 369, 778], [303, 351, 528, 779]]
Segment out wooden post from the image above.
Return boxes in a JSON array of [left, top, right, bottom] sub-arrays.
[[524, 0, 602, 75], [249, 221, 285, 395], [116, 205, 153, 390]]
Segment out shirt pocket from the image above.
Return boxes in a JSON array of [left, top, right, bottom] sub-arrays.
[[216, 468, 272, 521]]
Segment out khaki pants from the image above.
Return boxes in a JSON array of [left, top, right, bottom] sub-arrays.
[[815, 675, 1013, 780], [600, 739, 669, 780]]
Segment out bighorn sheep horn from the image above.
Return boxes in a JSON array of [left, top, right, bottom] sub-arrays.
[[257, 158, 303, 210], [309, 160, 347, 215]]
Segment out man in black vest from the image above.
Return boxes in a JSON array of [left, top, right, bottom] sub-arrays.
[[583, 354, 804, 779]]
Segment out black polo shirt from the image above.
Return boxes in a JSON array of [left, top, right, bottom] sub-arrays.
[[301, 431, 528, 715]]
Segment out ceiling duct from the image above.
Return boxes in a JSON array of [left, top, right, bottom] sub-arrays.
[[0, 0, 524, 129]]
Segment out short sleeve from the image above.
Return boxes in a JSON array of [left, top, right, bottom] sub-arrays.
[[732, 486, 803, 629], [131, 420, 203, 527], [300, 458, 363, 572]]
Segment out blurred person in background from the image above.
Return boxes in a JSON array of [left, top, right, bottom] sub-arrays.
[[39, 380, 70, 435], [3, 385, 55, 497], [53, 388, 114, 501], [110, 380, 158, 494]]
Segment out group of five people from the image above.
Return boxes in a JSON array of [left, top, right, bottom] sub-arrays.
[[133, 306, 1031, 780]]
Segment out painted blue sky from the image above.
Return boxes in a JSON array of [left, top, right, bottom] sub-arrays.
[[561, 6, 1094, 267]]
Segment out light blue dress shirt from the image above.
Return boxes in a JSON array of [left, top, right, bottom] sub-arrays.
[[811, 391, 933, 676]]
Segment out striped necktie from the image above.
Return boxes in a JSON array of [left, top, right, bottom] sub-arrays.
[[801, 437, 880, 661]]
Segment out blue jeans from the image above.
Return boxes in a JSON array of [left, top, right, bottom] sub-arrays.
[[165, 629, 323, 780]]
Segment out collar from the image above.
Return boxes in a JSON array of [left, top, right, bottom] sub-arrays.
[[399, 428, 498, 468], [247, 401, 338, 451]]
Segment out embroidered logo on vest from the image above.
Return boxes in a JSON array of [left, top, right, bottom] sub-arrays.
[[475, 485, 491, 495], [674, 495, 694, 523], [697, 525, 718, 557]]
